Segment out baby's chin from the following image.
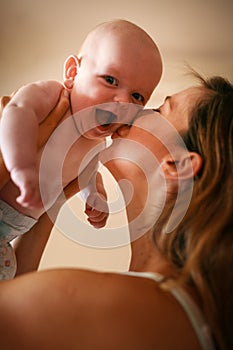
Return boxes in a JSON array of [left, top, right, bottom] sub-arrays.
[[82, 125, 113, 139]]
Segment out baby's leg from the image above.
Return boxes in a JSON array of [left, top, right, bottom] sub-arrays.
[[11, 167, 42, 208], [0, 242, 17, 280], [0, 200, 37, 279]]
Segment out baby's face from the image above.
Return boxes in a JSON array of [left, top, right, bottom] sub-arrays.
[[72, 102, 143, 139], [68, 32, 162, 138]]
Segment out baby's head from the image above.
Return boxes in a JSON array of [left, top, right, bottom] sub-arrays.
[[64, 19, 163, 137]]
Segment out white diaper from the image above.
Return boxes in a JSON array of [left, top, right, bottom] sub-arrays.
[[0, 200, 37, 280]]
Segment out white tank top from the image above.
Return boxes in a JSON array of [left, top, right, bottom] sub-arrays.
[[125, 271, 215, 350]]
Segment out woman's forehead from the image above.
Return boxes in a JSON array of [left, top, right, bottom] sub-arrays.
[[173, 86, 205, 106], [162, 86, 205, 132]]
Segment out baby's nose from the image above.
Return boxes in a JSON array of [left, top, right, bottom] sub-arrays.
[[113, 91, 131, 103]]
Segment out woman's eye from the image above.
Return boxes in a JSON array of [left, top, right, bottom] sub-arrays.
[[132, 92, 144, 103], [104, 75, 118, 86]]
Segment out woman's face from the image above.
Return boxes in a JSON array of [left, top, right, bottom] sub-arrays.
[[101, 86, 206, 172], [99, 86, 206, 238], [116, 85, 206, 139], [155, 86, 207, 133]]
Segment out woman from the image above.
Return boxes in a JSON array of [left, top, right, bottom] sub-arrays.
[[0, 73, 232, 350]]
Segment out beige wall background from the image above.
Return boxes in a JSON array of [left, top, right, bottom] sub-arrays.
[[1, 0, 233, 272]]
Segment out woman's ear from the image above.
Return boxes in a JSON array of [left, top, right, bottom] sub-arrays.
[[63, 55, 79, 90], [161, 152, 203, 180]]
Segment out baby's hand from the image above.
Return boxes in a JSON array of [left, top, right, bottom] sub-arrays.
[[85, 192, 109, 229], [11, 167, 43, 209]]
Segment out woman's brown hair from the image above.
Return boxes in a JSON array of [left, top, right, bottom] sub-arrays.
[[159, 74, 233, 350]]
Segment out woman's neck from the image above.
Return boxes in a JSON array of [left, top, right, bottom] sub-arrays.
[[129, 230, 175, 277]]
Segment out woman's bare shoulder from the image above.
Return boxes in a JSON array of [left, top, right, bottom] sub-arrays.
[[0, 268, 201, 350]]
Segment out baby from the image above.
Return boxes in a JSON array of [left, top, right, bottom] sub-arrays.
[[0, 19, 162, 279]]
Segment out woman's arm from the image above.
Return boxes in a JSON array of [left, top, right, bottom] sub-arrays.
[[13, 211, 54, 275], [13, 175, 80, 275]]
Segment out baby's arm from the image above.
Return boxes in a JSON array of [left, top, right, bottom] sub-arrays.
[[84, 171, 109, 229], [0, 81, 64, 208]]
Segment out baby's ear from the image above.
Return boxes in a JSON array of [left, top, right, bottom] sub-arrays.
[[63, 55, 79, 89], [161, 152, 202, 180]]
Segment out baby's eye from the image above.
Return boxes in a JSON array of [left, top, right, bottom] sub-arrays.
[[104, 75, 118, 86], [132, 92, 144, 103]]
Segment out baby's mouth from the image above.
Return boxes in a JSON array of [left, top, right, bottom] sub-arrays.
[[95, 108, 117, 128]]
